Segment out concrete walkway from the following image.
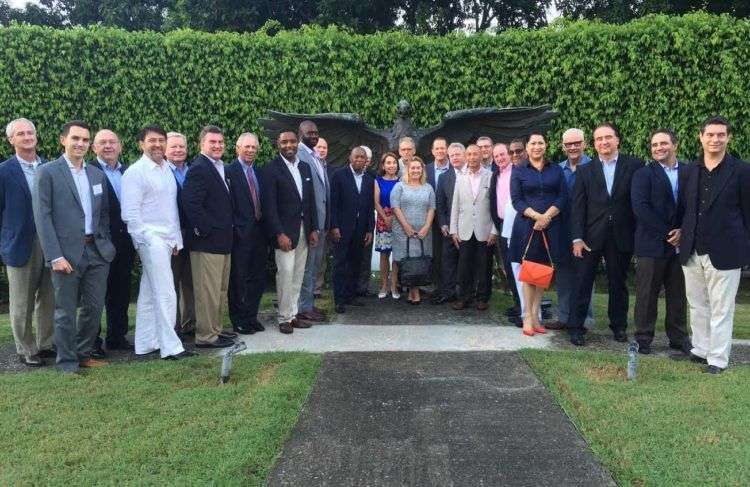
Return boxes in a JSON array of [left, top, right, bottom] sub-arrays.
[[266, 351, 615, 487]]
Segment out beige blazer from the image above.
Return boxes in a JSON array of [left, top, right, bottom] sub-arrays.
[[449, 169, 497, 242]]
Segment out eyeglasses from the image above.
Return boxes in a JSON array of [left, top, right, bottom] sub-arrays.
[[563, 141, 584, 148], [509, 149, 524, 155]]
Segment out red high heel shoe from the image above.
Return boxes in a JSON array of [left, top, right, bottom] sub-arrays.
[[533, 326, 547, 334], [522, 328, 535, 337]]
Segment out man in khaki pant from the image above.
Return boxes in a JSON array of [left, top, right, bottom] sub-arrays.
[[182, 126, 236, 348], [0, 118, 54, 366]]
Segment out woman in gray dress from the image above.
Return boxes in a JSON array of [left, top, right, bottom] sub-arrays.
[[391, 157, 436, 305]]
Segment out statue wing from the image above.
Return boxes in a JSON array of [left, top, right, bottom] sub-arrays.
[[416, 105, 558, 155], [258, 110, 389, 167]]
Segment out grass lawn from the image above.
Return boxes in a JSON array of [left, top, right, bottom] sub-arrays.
[[0, 352, 321, 485], [522, 349, 750, 486]]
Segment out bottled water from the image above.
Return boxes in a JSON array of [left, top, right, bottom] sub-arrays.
[[627, 342, 639, 381]]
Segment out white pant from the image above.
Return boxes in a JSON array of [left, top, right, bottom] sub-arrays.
[[135, 239, 184, 358], [682, 253, 741, 369], [275, 225, 309, 324]]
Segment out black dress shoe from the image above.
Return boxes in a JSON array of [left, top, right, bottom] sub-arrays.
[[569, 334, 586, 346], [37, 349, 56, 358], [505, 306, 521, 317], [90, 345, 106, 359], [19, 354, 44, 367], [195, 336, 234, 348], [249, 320, 265, 332], [637, 343, 652, 355], [163, 350, 197, 360], [335, 304, 346, 313], [690, 354, 708, 364], [106, 341, 134, 351], [233, 324, 256, 335], [278, 322, 294, 334], [348, 299, 365, 307], [704, 365, 725, 374], [612, 330, 628, 343], [220, 330, 239, 339], [669, 340, 692, 354], [510, 316, 523, 328]]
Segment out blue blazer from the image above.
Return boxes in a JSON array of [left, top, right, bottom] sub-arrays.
[[330, 167, 375, 243], [631, 162, 686, 259], [226, 159, 266, 243], [0, 155, 46, 266], [679, 154, 750, 270]]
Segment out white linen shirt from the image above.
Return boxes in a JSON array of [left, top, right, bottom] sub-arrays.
[[282, 155, 303, 198], [121, 154, 183, 250]]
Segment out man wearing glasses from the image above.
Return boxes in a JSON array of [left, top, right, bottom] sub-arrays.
[[508, 139, 527, 167], [549, 128, 595, 331]]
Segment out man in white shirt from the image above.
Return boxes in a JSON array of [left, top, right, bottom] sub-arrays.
[[121, 124, 191, 360]]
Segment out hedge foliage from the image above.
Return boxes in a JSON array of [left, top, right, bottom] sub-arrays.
[[0, 13, 749, 164]]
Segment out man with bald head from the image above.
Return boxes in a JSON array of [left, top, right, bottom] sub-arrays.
[[0, 118, 54, 366], [90, 129, 134, 354], [225, 132, 267, 334], [297, 120, 330, 322], [330, 147, 375, 313]]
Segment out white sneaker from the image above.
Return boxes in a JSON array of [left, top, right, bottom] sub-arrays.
[[392, 291, 401, 300], [378, 290, 388, 299]]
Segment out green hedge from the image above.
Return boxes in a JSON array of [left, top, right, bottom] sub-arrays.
[[0, 13, 749, 164]]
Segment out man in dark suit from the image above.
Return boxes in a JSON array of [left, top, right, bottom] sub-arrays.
[[631, 129, 689, 355], [679, 116, 750, 373], [226, 132, 267, 335], [0, 117, 54, 367], [425, 137, 450, 302], [262, 131, 319, 334], [89, 129, 134, 355], [166, 131, 195, 338], [433, 142, 465, 303], [330, 147, 375, 313], [33, 120, 116, 373], [182, 125, 236, 349], [569, 122, 644, 346]]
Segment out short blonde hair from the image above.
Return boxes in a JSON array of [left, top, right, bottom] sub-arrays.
[[401, 156, 426, 185]]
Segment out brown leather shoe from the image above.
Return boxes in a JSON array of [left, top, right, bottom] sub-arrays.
[[291, 318, 312, 329], [476, 302, 489, 311], [279, 322, 294, 334], [296, 311, 325, 322], [311, 306, 328, 317], [452, 301, 466, 310], [545, 320, 566, 330], [80, 358, 110, 368]]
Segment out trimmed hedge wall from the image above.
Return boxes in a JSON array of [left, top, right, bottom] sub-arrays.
[[0, 13, 749, 164]]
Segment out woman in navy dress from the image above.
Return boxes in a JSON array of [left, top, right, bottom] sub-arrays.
[[510, 132, 568, 336]]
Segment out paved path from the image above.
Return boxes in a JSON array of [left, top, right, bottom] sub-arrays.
[[267, 351, 615, 487]]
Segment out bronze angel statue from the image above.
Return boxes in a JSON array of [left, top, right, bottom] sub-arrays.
[[258, 100, 557, 166]]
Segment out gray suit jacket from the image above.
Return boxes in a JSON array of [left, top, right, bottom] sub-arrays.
[[298, 143, 330, 231], [33, 156, 116, 267], [449, 169, 497, 242]]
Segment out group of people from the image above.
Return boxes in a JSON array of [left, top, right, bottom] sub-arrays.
[[1, 114, 747, 375]]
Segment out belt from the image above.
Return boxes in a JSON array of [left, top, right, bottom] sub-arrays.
[[84, 234, 94, 244]]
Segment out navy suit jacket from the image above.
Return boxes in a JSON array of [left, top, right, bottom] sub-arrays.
[[181, 154, 234, 254], [226, 159, 266, 243], [89, 159, 133, 252], [261, 155, 318, 249], [0, 155, 46, 266], [679, 154, 750, 269], [435, 166, 457, 229], [631, 162, 686, 259], [571, 154, 644, 253], [171, 163, 191, 248], [330, 167, 375, 242]]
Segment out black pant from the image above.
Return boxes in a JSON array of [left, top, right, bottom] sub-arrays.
[[357, 238, 373, 294], [633, 255, 688, 346], [496, 234, 520, 308], [432, 226, 444, 290], [569, 238, 632, 334], [98, 239, 134, 347], [228, 230, 268, 327], [457, 235, 490, 303], [334, 232, 366, 305], [439, 233, 459, 298]]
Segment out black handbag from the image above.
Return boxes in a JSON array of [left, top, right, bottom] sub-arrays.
[[398, 237, 433, 287]]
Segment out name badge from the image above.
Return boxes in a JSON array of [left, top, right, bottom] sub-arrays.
[[92, 184, 103, 196]]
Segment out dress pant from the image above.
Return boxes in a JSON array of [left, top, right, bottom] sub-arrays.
[[333, 230, 366, 306], [357, 239, 373, 294], [275, 225, 308, 324], [99, 238, 134, 347], [634, 255, 688, 347], [439, 233, 459, 298], [569, 237, 631, 335], [496, 234, 520, 308], [6, 238, 54, 356], [190, 250, 231, 345], [457, 234, 490, 303], [229, 228, 268, 327], [134, 239, 184, 358], [50, 243, 109, 372], [682, 253, 741, 369], [431, 227, 444, 291], [555, 258, 594, 326], [171, 248, 195, 333], [299, 227, 325, 313], [314, 237, 328, 295]]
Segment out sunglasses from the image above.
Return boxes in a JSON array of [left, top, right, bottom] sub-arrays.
[[509, 149, 524, 155]]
